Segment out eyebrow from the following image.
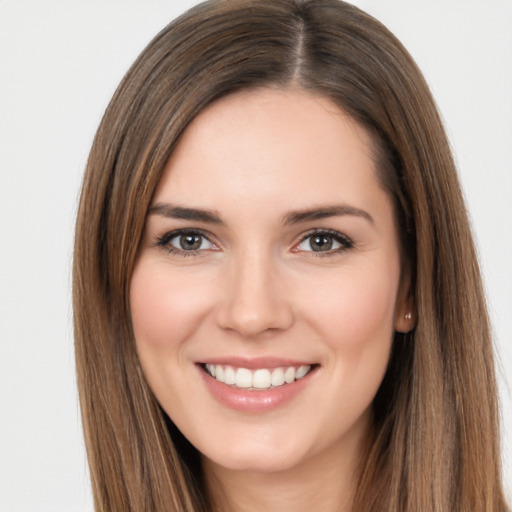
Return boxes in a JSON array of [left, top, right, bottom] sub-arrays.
[[148, 202, 374, 226], [282, 204, 374, 226], [149, 203, 224, 224]]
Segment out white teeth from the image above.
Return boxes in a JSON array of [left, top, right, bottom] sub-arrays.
[[205, 364, 312, 390], [224, 366, 236, 385], [284, 367, 295, 383], [296, 365, 310, 379], [253, 369, 271, 389], [271, 368, 285, 386], [235, 368, 252, 388]]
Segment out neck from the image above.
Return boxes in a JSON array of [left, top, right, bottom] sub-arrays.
[[202, 421, 371, 512]]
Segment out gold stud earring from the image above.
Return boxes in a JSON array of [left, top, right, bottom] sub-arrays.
[[405, 312, 412, 320]]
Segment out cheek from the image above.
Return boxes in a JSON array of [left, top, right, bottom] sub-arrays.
[[301, 260, 400, 356], [130, 260, 212, 354], [301, 263, 400, 430]]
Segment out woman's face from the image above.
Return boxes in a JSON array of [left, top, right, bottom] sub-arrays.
[[130, 88, 411, 474]]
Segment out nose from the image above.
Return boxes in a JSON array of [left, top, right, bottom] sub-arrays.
[[215, 251, 294, 338]]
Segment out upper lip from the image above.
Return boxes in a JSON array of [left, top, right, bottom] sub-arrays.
[[198, 357, 316, 370]]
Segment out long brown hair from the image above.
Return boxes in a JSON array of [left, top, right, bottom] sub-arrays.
[[73, 1, 507, 510]]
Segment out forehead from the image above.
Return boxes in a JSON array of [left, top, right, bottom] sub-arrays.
[[153, 88, 384, 218]]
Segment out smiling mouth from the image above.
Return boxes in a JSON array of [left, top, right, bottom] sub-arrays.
[[201, 363, 316, 391]]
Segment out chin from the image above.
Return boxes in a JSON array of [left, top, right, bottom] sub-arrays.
[[200, 432, 314, 474], [208, 451, 303, 474]]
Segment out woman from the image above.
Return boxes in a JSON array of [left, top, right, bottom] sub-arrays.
[[73, 0, 508, 510]]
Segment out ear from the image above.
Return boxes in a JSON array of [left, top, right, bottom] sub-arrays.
[[394, 268, 415, 333]]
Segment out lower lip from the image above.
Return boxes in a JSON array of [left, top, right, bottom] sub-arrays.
[[198, 365, 316, 413]]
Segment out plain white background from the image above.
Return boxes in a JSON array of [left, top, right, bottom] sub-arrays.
[[0, 1, 510, 510]]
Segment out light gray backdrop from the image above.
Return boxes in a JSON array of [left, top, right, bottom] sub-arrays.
[[0, 1, 510, 510]]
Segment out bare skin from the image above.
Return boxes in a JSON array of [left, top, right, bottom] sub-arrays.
[[131, 88, 413, 512]]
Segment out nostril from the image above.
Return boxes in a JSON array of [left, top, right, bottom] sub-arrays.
[[216, 295, 294, 337], [214, 260, 295, 336]]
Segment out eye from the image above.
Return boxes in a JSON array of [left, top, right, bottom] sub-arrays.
[[172, 232, 210, 251], [295, 229, 353, 254], [156, 229, 217, 255]]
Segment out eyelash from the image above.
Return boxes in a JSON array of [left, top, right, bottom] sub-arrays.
[[155, 229, 216, 258], [155, 228, 354, 258], [294, 229, 354, 257]]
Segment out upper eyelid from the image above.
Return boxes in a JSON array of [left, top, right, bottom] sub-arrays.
[[159, 227, 215, 239], [155, 228, 217, 247], [296, 228, 353, 244], [292, 229, 354, 255]]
